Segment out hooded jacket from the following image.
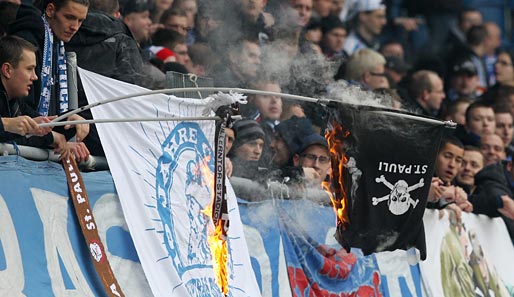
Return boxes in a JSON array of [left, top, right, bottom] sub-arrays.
[[66, 11, 146, 85]]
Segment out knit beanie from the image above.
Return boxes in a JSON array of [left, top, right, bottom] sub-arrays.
[[231, 119, 265, 149]]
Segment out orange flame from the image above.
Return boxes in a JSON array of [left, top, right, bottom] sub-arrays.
[[199, 156, 229, 295], [323, 122, 350, 230]]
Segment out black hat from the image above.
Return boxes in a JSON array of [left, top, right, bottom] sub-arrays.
[[275, 116, 327, 155], [119, 0, 151, 16], [450, 59, 477, 76], [232, 119, 265, 149], [385, 56, 410, 74], [320, 16, 346, 35]]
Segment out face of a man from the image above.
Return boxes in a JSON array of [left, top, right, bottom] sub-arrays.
[[164, 15, 189, 35], [435, 143, 464, 184], [480, 133, 506, 165], [239, 0, 264, 22], [495, 112, 514, 146], [323, 27, 346, 54], [291, 0, 312, 27], [425, 73, 445, 112], [234, 138, 264, 161], [451, 74, 479, 96], [123, 11, 152, 44], [495, 53, 514, 86], [294, 144, 331, 184], [466, 107, 495, 137], [232, 41, 261, 79], [361, 9, 387, 36], [270, 133, 291, 166], [3, 49, 38, 99], [446, 102, 470, 126], [225, 128, 235, 155], [253, 83, 283, 121], [178, 0, 197, 28], [46, 1, 88, 42], [365, 64, 389, 90], [457, 150, 484, 187], [172, 43, 192, 68], [312, 0, 331, 18]]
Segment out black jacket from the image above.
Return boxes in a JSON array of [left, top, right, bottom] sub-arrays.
[[470, 162, 514, 242], [0, 80, 54, 147], [66, 11, 147, 85]]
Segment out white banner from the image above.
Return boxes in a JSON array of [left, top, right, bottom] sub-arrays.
[[420, 209, 514, 297], [79, 68, 261, 297]]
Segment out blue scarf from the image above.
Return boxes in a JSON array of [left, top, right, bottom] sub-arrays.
[[39, 16, 68, 116]]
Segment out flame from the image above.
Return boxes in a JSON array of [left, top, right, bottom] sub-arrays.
[[323, 122, 350, 230], [199, 155, 229, 295]]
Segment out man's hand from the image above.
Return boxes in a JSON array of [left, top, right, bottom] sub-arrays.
[[499, 195, 514, 220], [2, 116, 43, 136], [51, 131, 70, 160], [68, 142, 90, 163], [428, 177, 444, 202], [64, 114, 90, 142], [303, 167, 322, 187], [33, 115, 56, 135]]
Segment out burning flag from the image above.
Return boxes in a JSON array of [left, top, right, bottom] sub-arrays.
[[326, 102, 448, 260]]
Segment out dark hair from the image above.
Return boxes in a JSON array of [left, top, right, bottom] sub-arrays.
[[463, 145, 485, 164], [89, 0, 118, 15], [465, 100, 493, 124], [458, 8, 481, 26], [0, 2, 19, 37], [36, 0, 90, 11], [466, 24, 487, 47], [440, 136, 465, 151], [440, 97, 473, 120], [0, 35, 38, 68], [152, 28, 185, 49], [159, 8, 187, 24], [408, 70, 435, 99]]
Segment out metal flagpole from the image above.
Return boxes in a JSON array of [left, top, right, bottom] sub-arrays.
[[51, 87, 330, 123]]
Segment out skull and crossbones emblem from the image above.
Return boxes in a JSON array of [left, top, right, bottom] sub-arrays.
[[371, 175, 424, 215]]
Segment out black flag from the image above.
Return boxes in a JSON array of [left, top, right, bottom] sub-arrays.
[[327, 102, 448, 260]]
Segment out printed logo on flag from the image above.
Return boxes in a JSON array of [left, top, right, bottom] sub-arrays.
[[371, 175, 424, 215], [154, 122, 234, 295]]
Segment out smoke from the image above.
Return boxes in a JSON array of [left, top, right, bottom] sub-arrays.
[[325, 80, 393, 108]]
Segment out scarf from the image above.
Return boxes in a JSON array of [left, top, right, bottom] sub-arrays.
[[39, 15, 68, 116]]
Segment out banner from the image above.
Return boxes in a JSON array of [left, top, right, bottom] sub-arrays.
[[79, 68, 260, 296], [0, 156, 152, 296], [420, 209, 514, 297], [0, 157, 513, 296], [329, 104, 447, 259]]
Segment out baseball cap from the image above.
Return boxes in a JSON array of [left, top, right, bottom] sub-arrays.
[[450, 59, 477, 76], [119, 0, 151, 16], [357, 0, 386, 12], [275, 116, 328, 155], [385, 56, 410, 74]]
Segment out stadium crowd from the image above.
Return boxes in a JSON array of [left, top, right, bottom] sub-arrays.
[[1, 0, 514, 246]]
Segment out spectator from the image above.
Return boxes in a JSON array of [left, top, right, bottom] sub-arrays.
[[291, 132, 331, 187], [191, 1, 223, 44], [493, 49, 514, 87], [443, 8, 482, 59], [9, 0, 90, 162], [289, 0, 312, 27], [494, 106, 514, 157], [405, 70, 445, 117], [479, 133, 506, 166], [0, 1, 19, 38], [121, 0, 166, 89], [160, 8, 188, 36], [343, 0, 387, 55], [171, 0, 197, 39], [343, 48, 388, 90], [228, 119, 266, 179], [446, 58, 483, 101], [440, 97, 473, 126], [430, 136, 473, 212], [213, 38, 261, 88], [379, 39, 405, 59], [320, 16, 347, 60], [453, 100, 494, 147], [0, 35, 58, 147], [152, 28, 192, 71], [187, 42, 217, 76], [384, 56, 409, 86], [483, 22, 501, 86], [456, 145, 484, 194], [150, 0, 173, 24], [469, 159, 514, 243], [312, 0, 331, 18]]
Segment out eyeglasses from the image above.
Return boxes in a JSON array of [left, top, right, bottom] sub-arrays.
[[301, 153, 330, 164], [369, 72, 387, 77]]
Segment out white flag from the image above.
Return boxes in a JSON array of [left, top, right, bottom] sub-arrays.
[[79, 68, 261, 297]]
